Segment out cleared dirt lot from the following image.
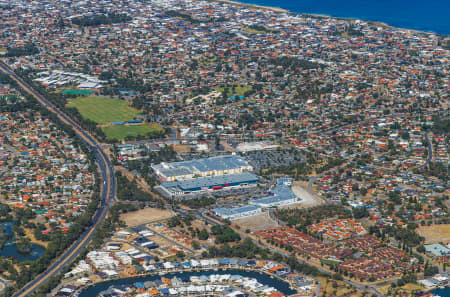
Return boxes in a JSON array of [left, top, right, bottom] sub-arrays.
[[220, 141, 235, 152], [417, 224, 450, 244], [291, 181, 322, 208], [235, 212, 278, 231], [173, 144, 191, 153], [120, 208, 174, 227], [25, 224, 49, 247]]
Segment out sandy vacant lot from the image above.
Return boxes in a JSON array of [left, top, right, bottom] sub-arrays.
[[173, 144, 191, 153], [220, 141, 235, 152], [291, 181, 322, 208], [235, 212, 278, 231], [417, 224, 450, 244], [120, 208, 174, 227], [24, 227, 49, 248]]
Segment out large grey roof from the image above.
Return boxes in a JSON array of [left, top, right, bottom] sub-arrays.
[[153, 155, 250, 177], [212, 205, 260, 216], [250, 185, 297, 205], [161, 172, 258, 191]]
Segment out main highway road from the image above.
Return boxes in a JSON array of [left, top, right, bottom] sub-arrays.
[[0, 61, 115, 297]]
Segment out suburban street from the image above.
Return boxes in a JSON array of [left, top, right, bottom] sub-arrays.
[[0, 61, 116, 297]]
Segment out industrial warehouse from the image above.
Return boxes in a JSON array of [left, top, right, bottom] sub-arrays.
[[154, 155, 258, 199], [211, 205, 262, 221], [152, 155, 253, 181], [157, 172, 259, 199], [250, 185, 299, 208], [211, 181, 302, 221]]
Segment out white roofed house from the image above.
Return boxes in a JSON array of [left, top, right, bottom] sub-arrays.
[[190, 259, 200, 268], [163, 261, 175, 270]]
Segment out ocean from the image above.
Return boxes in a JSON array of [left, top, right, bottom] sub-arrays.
[[236, 0, 450, 35], [432, 287, 450, 296]]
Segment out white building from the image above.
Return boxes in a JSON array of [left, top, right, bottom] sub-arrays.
[[250, 185, 299, 208], [211, 205, 261, 220]]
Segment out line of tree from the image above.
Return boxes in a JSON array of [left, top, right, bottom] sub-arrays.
[[71, 13, 132, 26], [431, 115, 449, 134], [210, 225, 241, 244], [247, 25, 278, 33], [167, 215, 194, 228], [4, 43, 39, 57], [333, 25, 364, 37], [382, 225, 425, 247], [316, 157, 345, 174], [419, 161, 449, 181], [166, 10, 202, 24], [269, 56, 320, 72], [182, 197, 216, 209], [115, 171, 160, 204]]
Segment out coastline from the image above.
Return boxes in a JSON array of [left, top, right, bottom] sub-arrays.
[[212, 0, 448, 36], [214, 0, 288, 13]]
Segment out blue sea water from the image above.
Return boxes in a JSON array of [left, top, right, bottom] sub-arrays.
[[432, 287, 450, 296], [237, 0, 450, 35]]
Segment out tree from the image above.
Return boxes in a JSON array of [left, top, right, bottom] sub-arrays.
[[424, 265, 438, 276], [192, 240, 200, 250], [198, 229, 209, 240], [417, 245, 425, 253]]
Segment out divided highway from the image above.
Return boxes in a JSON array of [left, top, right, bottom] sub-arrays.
[[0, 61, 115, 297]]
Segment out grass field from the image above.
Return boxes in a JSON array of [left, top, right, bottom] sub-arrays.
[[417, 224, 450, 244], [102, 123, 164, 140], [378, 283, 424, 296], [66, 96, 141, 125], [217, 84, 252, 98], [0, 95, 19, 101], [60, 89, 94, 95]]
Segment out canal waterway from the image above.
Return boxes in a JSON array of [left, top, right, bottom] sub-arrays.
[[79, 269, 297, 297], [431, 287, 450, 296]]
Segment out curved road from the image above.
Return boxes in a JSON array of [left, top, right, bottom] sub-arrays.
[[0, 61, 115, 297]]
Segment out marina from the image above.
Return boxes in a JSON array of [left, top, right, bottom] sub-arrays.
[[78, 269, 298, 297]]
